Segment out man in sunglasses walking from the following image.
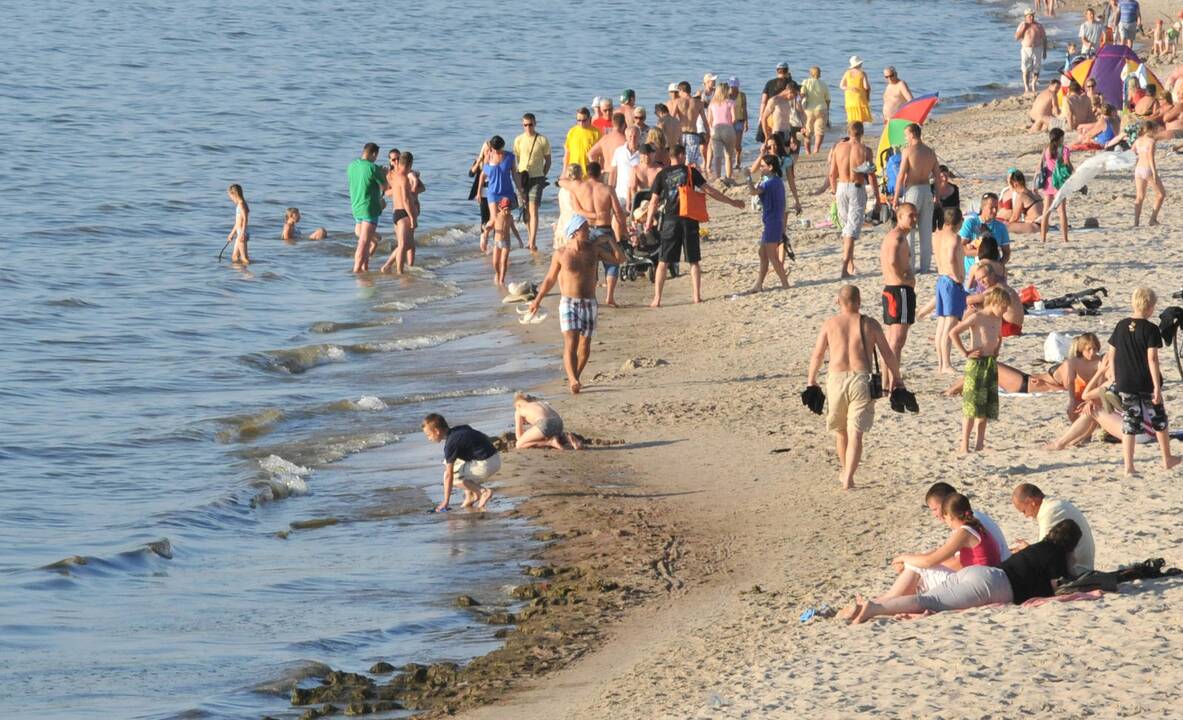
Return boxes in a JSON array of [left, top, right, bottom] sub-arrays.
[[513, 113, 552, 252]]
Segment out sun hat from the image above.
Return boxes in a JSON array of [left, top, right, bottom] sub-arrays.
[[728, 76, 740, 88], [849, 56, 864, 68], [565, 214, 589, 237]]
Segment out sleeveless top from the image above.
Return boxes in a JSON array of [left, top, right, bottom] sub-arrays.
[[959, 524, 1001, 568]]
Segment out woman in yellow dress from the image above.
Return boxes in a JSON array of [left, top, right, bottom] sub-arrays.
[[840, 55, 872, 125]]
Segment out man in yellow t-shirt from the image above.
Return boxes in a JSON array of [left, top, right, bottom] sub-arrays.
[[513, 112, 553, 251], [563, 107, 601, 176]]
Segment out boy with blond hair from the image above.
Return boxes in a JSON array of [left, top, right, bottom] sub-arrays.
[[1108, 287, 1181, 475], [950, 286, 1009, 453]]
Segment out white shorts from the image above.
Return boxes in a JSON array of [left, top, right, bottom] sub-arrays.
[[905, 563, 955, 592], [836, 182, 867, 240], [1020, 46, 1040, 75], [454, 453, 501, 483]]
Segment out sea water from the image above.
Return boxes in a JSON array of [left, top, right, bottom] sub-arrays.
[[1, 0, 1068, 716]]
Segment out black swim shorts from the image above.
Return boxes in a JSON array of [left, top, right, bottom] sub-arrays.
[[882, 285, 917, 325], [1120, 392, 1169, 435], [658, 218, 701, 264], [393, 208, 409, 223]]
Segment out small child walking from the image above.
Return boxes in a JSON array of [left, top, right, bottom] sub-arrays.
[[422, 413, 500, 511], [227, 184, 251, 264], [949, 286, 1010, 453], [1108, 287, 1181, 475]]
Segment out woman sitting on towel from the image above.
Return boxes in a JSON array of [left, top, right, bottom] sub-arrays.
[[846, 519, 1082, 624], [513, 393, 583, 450], [839, 494, 999, 617]]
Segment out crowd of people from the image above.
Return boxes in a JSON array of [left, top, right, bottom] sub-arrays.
[[215, 7, 1181, 634]]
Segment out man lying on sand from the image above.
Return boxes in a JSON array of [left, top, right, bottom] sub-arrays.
[[513, 393, 583, 450]]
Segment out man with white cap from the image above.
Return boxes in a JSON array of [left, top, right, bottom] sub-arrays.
[[1015, 8, 1048, 94], [528, 214, 625, 394], [759, 63, 792, 143]]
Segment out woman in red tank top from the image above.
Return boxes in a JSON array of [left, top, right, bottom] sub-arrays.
[[840, 493, 1000, 618]]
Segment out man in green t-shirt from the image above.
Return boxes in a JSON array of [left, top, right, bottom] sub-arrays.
[[347, 142, 387, 272]]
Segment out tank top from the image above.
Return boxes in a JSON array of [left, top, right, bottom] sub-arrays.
[[710, 100, 735, 126], [958, 524, 1001, 567]]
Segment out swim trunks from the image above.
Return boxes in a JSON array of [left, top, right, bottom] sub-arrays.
[[962, 356, 999, 420], [534, 415, 564, 438], [354, 216, 379, 227], [1020, 46, 1040, 76], [682, 132, 705, 166], [1119, 22, 1138, 44], [1120, 393, 1168, 435], [454, 453, 502, 483], [658, 218, 701, 264], [881, 285, 917, 325], [836, 182, 866, 240], [559, 296, 598, 337], [1001, 320, 1022, 337], [935, 275, 967, 318], [393, 208, 409, 223], [590, 225, 619, 278], [524, 176, 547, 205], [826, 371, 875, 434]]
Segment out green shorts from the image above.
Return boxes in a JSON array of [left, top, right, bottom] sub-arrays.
[[962, 356, 999, 420]]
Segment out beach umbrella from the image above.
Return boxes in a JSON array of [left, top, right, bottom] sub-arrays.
[[876, 93, 940, 171]]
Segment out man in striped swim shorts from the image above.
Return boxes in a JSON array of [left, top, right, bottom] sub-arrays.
[[529, 213, 625, 394]]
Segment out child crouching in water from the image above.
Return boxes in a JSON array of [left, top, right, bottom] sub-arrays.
[[422, 413, 499, 511], [949, 286, 1010, 453]]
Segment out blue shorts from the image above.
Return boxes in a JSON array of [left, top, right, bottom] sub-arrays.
[[355, 216, 379, 227], [590, 226, 619, 278], [935, 274, 967, 318]]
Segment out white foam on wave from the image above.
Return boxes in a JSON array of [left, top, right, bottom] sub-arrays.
[[258, 454, 312, 496], [352, 395, 387, 411], [353, 332, 463, 353]]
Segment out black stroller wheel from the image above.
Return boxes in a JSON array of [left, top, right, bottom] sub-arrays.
[[647, 265, 656, 283], [670, 263, 680, 278]]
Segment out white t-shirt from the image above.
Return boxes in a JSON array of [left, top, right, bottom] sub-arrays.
[[975, 510, 1011, 562], [1079, 20, 1104, 47], [611, 144, 641, 200], [1038, 498, 1095, 573]]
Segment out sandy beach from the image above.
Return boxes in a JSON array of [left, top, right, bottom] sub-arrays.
[[447, 8, 1183, 718]]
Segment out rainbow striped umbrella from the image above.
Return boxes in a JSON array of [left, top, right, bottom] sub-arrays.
[[877, 93, 940, 171]]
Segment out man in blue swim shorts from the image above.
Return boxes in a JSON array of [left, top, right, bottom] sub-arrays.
[[934, 206, 967, 373]]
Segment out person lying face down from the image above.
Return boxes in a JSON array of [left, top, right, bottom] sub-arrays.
[[845, 519, 1083, 624]]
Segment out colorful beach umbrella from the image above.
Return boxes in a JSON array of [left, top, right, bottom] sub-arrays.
[[877, 93, 939, 171]]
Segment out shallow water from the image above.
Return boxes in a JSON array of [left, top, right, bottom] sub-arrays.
[[1, 0, 1072, 716]]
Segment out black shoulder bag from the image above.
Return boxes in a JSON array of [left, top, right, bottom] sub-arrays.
[[858, 315, 884, 399]]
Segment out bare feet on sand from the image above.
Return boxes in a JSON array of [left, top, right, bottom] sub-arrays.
[[1164, 456, 1182, 470], [569, 380, 582, 394], [476, 487, 494, 510]]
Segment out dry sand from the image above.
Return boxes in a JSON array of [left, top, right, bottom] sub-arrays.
[[452, 15, 1183, 719]]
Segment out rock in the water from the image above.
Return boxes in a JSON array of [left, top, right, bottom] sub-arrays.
[[455, 594, 480, 607], [369, 661, 395, 674]]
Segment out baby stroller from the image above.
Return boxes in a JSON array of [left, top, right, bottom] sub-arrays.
[[619, 189, 679, 282]]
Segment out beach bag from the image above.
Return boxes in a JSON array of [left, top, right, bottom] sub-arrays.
[[1044, 331, 1071, 363], [1019, 285, 1041, 306], [1052, 147, 1072, 189], [678, 164, 709, 222]]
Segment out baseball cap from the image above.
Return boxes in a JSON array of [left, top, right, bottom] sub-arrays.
[[565, 214, 589, 237], [728, 76, 740, 88], [621, 89, 635, 102], [704, 72, 717, 83], [776, 62, 789, 71], [667, 82, 678, 92]]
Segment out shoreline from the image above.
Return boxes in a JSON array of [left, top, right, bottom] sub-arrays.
[[280, 7, 1183, 717]]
